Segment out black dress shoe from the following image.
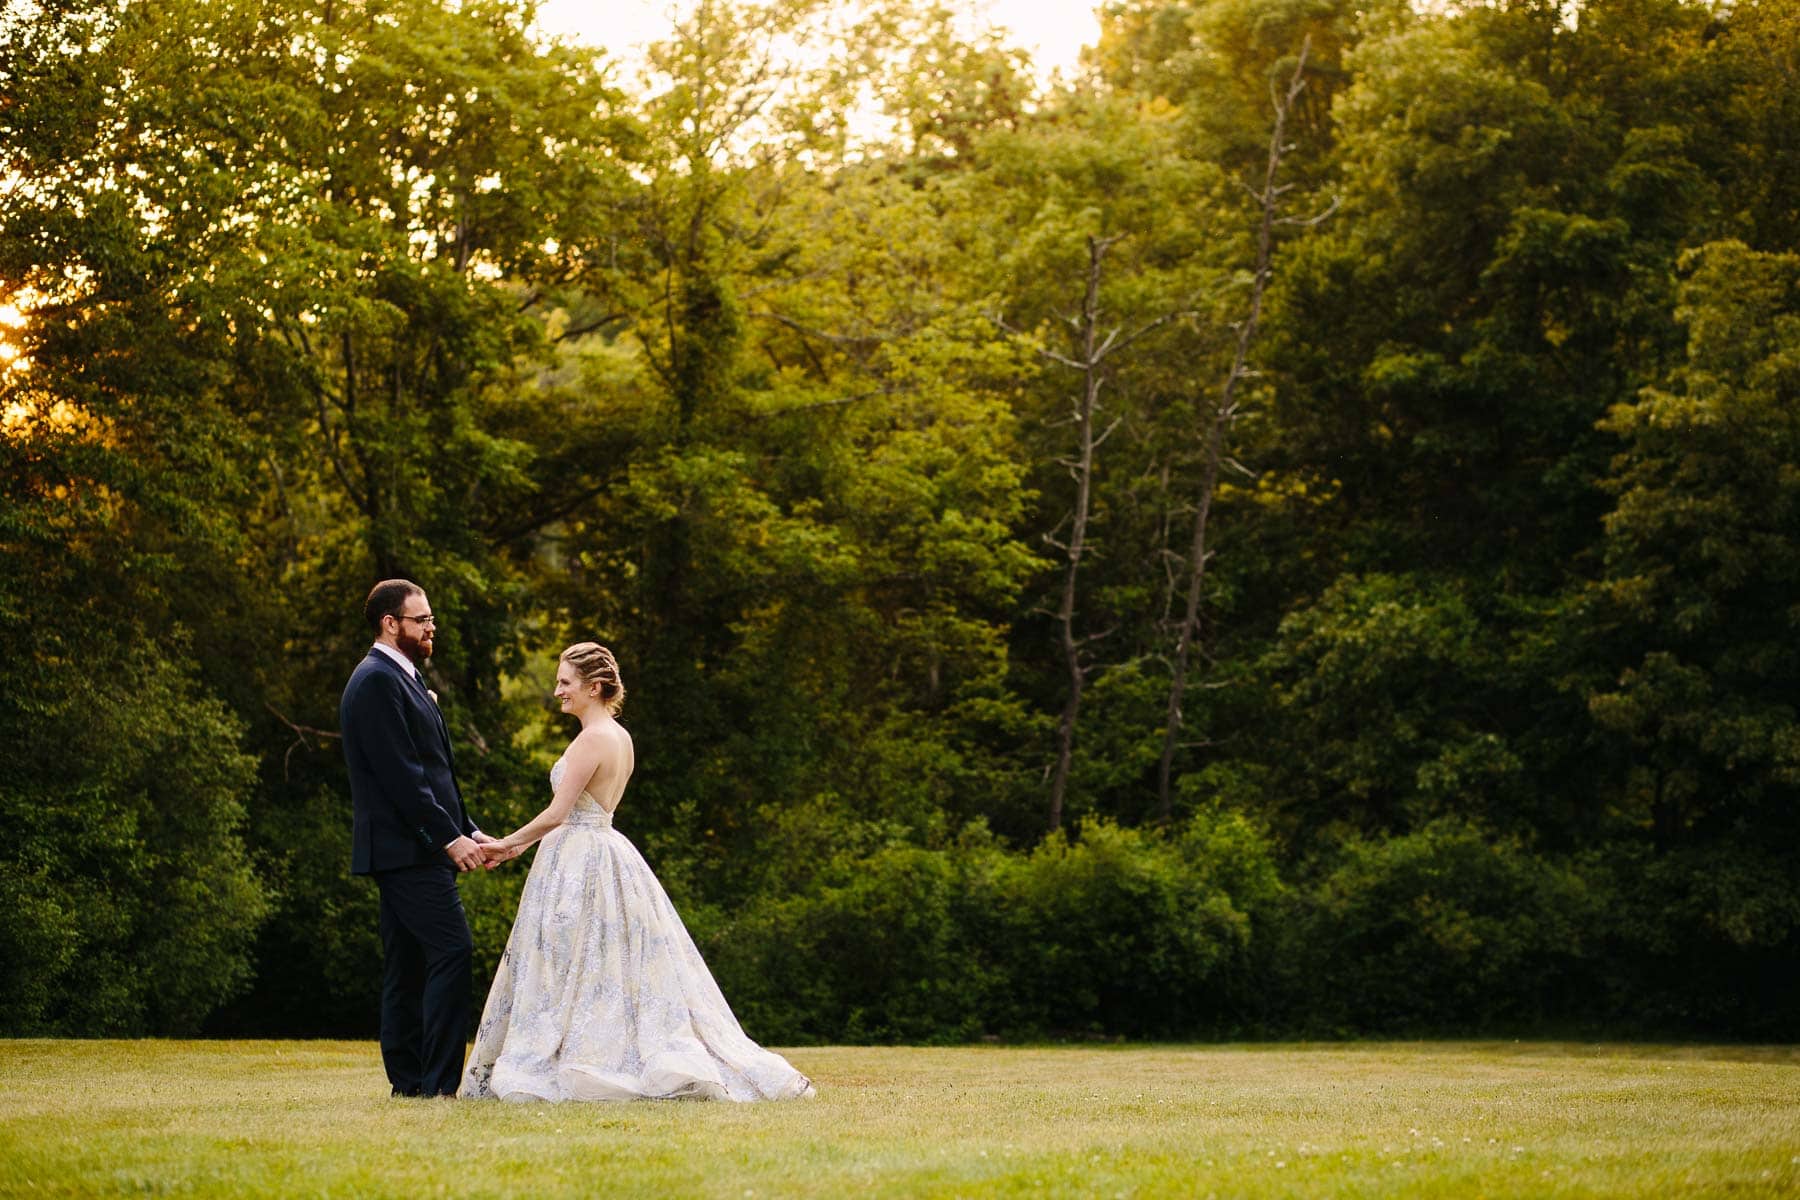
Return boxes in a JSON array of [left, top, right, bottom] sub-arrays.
[[391, 1086, 423, 1098]]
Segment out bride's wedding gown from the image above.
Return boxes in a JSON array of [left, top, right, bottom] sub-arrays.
[[459, 759, 815, 1102]]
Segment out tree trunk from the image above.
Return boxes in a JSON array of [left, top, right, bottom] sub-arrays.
[[1047, 234, 1118, 834], [1156, 39, 1321, 822]]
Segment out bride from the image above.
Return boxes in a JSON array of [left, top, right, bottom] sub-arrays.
[[458, 642, 816, 1102]]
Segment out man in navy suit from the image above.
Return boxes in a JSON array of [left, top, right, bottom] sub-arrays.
[[341, 578, 490, 1097]]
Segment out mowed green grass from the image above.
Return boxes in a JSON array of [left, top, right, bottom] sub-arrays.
[[0, 1041, 1796, 1198]]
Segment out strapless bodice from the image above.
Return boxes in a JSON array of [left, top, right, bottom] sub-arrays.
[[551, 759, 615, 829], [564, 804, 613, 829]]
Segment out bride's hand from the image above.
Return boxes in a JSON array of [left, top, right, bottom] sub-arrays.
[[480, 841, 517, 867]]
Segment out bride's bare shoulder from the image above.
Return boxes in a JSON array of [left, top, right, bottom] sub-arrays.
[[572, 719, 631, 755]]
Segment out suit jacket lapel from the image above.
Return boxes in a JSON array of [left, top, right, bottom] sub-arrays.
[[373, 650, 448, 742], [369, 650, 465, 827], [410, 668, 462, 822], [403, 665, 446, 732], [408, 664, 454, 756], [423, 676, 452, 747]]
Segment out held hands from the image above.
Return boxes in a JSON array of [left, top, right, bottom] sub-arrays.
[[479, 839, 522, 869], [449, 832, 519, 871], [469, 830, 520, 871], [444, 835, 484, 872]]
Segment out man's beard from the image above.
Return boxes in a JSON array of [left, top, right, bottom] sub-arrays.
[[395, 630, 432, 664]]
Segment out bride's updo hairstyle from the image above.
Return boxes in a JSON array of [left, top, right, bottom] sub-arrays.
[[561, 642, 626, 715]]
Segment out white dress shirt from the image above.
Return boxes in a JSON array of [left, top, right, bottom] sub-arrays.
[[371, 640, 420, 678]]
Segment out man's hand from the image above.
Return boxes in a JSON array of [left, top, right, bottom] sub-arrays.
[[445, 835, 483, 872]]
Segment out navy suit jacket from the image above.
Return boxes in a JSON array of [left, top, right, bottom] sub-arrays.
[[341, 648, 475, 875]]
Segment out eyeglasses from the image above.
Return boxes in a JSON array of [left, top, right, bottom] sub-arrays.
[[395, 613, 437, 628]]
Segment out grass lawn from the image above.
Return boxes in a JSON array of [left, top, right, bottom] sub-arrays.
[[0, 1040, 1796, 1197]]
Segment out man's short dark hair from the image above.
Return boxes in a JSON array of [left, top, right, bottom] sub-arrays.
[[365, 579, 423, 631]]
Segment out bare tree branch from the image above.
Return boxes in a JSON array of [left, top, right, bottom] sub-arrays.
[[1157, 35, 1329, 821], [753, 309, 884, 348], [1278, 194, 1343, 227], [266, 702, 340, 782], [553, 310, 631, 342], [747, 383, 914, 420]]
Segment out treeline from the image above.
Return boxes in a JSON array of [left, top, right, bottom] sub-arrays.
[[1, 0, 1795, 1042]]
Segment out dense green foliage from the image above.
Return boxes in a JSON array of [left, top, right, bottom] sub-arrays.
[[2, 0, 1795, 1039]]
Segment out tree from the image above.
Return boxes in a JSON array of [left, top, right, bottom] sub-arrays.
[[1000, 233, 1196, 833], [1586, 240, 1800, 850], [1, 0, 273, 1034], [517, 0, 1046, 894], [954, 88, 1238, 835], [0, 0, 638, 1032], [1237, 0, 1738, 847], [1155, 37, 1335, 822]]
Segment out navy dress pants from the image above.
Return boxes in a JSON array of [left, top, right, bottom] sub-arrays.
[[373, 862, 473, 1096]]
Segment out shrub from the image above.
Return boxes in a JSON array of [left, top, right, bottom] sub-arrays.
[[1282, 818, 1589, 1033], [1583, 839, 1800, 1037], [988, 816, 1272, 1038], [705, 832, 1006, 1044], [0, 645, 270, 1035], [704, 811, 1285, 1043]]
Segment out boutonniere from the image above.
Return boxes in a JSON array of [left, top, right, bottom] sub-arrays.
[[428, 689, 439, 705]]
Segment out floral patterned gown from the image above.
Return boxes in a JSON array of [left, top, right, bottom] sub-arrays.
[[458, 759, 815, 1102]]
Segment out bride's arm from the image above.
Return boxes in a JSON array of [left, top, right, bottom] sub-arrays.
[[495, 734, 606, 855]]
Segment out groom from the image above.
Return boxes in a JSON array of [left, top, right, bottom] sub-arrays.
[[341, 578, 490, 1097]]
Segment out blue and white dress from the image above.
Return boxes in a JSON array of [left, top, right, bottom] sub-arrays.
[[459, 759, 815, 1102]]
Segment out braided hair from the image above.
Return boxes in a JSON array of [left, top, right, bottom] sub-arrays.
[[560, 642, 626, 715]]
